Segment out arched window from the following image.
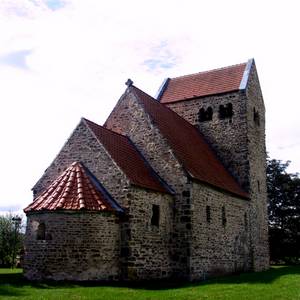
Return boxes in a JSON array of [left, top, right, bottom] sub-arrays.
[[219, 103, 233, 119], [198, 107, 213, 122], [199, 108, 206, 122], [206, 107, 213, 121], [36, 223, 46, 240]]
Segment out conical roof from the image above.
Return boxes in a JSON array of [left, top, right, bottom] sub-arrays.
[[24, 162, 123, 213]]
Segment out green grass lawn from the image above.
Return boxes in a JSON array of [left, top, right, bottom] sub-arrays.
[[0, 266, 299, 300]]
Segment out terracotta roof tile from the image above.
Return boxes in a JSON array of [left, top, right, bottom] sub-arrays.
[[159, 63, 246, 103], [132, 86, 248, 199], [84, 119, 172, 194], [24, 162, 123, 213]]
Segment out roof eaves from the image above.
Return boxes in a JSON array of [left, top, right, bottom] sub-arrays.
[[239, 58, 254, 90], [190, 176, 249, 200], [162, 89, 241, 104]]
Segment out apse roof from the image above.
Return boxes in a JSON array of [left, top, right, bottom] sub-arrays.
[[24, 162, 123, 213]]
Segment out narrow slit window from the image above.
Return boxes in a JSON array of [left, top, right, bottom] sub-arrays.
[[206, 205, 211, 223], [151, 204, 160, 227], [253, 107, 260, 126], [221, 206, 227, 227]]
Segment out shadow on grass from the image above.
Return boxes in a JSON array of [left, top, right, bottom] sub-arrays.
[[0, 265, 299, 295], [196, 265, 300, 287]]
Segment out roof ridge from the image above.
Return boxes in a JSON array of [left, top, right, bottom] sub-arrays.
[[131, 85, 210, 134], [170, 61, 247, 81]]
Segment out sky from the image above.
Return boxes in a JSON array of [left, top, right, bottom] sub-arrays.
[[0, 0, 300, 217]]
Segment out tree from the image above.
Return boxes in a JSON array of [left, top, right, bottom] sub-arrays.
[[0, 214, 24, 267], [267, 158, 300, 264]]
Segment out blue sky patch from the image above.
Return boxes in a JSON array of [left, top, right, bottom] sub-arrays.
[[28, 0, 66, 11], [144, 59, 175, 71], [143, 41, 178, 72], [0, 49, 32, 70], [0, 204, 21, 212], [44, 0, 66, 11]]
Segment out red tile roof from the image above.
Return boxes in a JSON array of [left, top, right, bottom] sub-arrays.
[[131, 86, 248, 199], [159, 63, 246, 103], [24, 162, 122, 213], [84, 119, 172, 194]]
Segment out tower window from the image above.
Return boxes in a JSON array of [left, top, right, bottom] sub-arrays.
[[151, 204, 160, 227], [221, 206, 227, 227], [253, 107, 260, 126], [244, 212, 248, 231], [199, 107, 213, 122], [206, 205, 211, 223], [36, 223, 46, 240], [219, 103, 233, 119]]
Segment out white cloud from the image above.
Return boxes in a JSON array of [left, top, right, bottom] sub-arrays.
[[0, 0, 300, 212]]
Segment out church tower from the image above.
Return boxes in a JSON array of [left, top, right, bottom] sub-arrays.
[[158, 59, 269, 271]]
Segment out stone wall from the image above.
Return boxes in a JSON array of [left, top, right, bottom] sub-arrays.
[[32, 119, 130, 207], [190, 182, 251, 280], [24, 212, 121, 281], [165, 91, 249, 191], [105, 90, 192, 279], [245, 63, 269, 271], [26, 62, 269, 282], [165, 62, 269, 272], [120, 187, 173, 280]]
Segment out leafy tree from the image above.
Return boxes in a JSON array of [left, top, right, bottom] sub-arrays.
[[267, 158, 300, 264], [0, 214, 24, 267]]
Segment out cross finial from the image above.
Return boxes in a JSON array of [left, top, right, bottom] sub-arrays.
[[125, 78, 133, 87]]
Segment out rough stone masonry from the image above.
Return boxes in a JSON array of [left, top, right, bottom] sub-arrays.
[[23, 58, 269, 281]]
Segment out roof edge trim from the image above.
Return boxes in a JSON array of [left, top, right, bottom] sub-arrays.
[[131, 86, 192, 181], [125, 136, 175, 195], [239, 58, 254, 90], [81, 162, 124, 213], [155, 78, 170, 101]]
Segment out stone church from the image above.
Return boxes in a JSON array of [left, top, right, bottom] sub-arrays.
[[24, 59, 269, 281]]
